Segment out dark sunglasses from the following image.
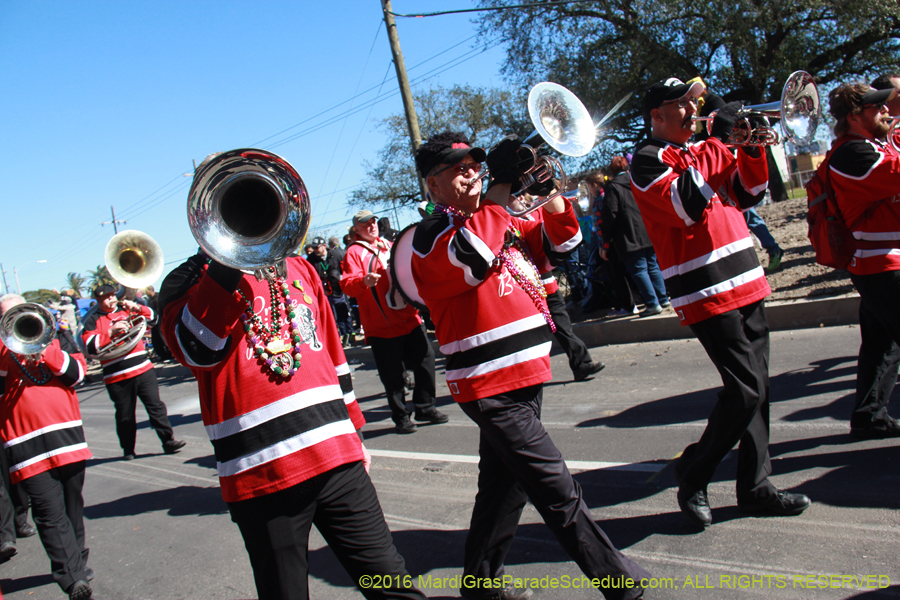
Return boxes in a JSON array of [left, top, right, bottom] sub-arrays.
[[432, 162, 484, 177]]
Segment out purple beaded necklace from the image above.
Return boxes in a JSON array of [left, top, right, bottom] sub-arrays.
[[237, 268, 303, 378]]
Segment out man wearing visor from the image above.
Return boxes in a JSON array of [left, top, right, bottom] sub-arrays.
[[411, 131, 649, 600], [630, 78, 810, 528], [826, 83, 900, 439]]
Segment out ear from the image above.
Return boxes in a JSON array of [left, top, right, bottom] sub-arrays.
[[650, 107, 664, 123]]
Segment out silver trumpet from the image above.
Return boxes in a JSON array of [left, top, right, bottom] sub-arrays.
[[692, 70, 821, 147], [0, 302, 57, 358], [188, 149, 311, 279]]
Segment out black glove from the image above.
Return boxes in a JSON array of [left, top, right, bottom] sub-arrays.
[[486, 135, 534, 184], [523, 175, 556, 197], [710, 101, 743, 144]]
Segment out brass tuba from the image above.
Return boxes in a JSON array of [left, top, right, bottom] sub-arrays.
[[0, 302, 57, 357], [187, 149, 311, 279], [105, 230, 164, 290]]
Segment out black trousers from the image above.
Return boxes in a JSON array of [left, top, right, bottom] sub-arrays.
[[849, 271, 900, 429], [19, 462, 89, 593], [546, 289, 591, 372], [0, 440, 31, 540], [683, 300, 777, 501], [228, 462, 426, 600], [369, 325, 437, 423], [459, 385, 650, 600], [105, 369, 175, 455]]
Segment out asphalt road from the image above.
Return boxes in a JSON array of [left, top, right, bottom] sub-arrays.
[[1, 324, 898, 600]]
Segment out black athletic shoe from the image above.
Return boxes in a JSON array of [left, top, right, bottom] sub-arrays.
[[163, 439, 186, 454]]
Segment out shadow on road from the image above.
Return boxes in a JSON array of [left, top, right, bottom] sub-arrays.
[[84, 485, 228, 519]]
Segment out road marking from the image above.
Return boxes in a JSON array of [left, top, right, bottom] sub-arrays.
[[367, 449, 663, 473]]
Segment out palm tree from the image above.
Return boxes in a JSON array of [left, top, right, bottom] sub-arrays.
[[86, 264, 115, 295], [66, 272, 87, 298]]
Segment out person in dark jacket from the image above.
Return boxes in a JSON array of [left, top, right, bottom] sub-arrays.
[[600, 156, 670, 317]]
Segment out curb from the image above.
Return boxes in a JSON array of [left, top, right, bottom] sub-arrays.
[[343, 294, 861, 361]]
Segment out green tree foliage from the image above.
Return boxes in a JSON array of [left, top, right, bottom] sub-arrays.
[[475, 0, 900, 154], [22, 289, 60, 304], [66, 272, 87, 298], [86, 265, 115, 294], [349, 84, 531, 211]]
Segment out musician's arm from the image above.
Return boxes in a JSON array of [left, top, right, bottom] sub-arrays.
[[731, 147, 768, 209], [80, 311, 111, 356], [339, 245, 369, 298], [40, 338, 86, 388]]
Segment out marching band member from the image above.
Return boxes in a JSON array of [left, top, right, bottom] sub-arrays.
[[80, 284, 184, 460], [629, 77, 810, 528], [411, 132, 649, 600], [158, 151, 426, 600], [342, 209, 448, 434], [0, 294, 94, 600]]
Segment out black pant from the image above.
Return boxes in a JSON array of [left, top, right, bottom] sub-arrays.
[[683, 300, 777, 501], [850, 271, 900, 429], [19, 462, 89, 593], [459, 385, 650, 600], [0, 440, 31, 540], [546, 289, 591, 372], [369, 325, 437, 423], [228, 462, 426, 600], [105, 369, 175, 455]]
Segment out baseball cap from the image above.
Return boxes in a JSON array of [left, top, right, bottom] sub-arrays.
[[415, 132, 487, 179], [311, 236, 327, 247], [352, 210, 377, 226], [832, 85, 898, 121], [861, 87, 897, 107], [93, 284, 117, 299], [643, 78, 705, 118]]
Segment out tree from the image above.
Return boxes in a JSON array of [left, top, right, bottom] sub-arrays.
[[66, 272, 87, 298], [475, 0, 900, 157], [349, 84, 531, 212], [22, 289, 60, 305], [86, 264, 115, 294]]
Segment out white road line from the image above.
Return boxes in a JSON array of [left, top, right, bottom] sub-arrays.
[[367, 448, 664, 473]]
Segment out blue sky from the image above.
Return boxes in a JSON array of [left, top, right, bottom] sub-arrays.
[[0, 1, 510, 295]]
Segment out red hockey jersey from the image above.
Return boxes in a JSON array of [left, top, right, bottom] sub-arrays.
[[411, 200, 581, 403], [161, 257, 365, 503], [630, 137, 771, 326], [0, 339, 91, 484], [828, 135, 900, 275], [81, 304, 155, 383]]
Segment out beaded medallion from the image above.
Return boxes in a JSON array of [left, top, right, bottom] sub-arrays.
[[237, 268, 304, 378]]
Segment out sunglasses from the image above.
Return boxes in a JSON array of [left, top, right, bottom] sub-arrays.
[[432, 162, 484, 177], [662, 97, 700, 109]]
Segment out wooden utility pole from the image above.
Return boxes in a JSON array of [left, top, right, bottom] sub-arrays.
[[101, 205, 127, 234], [381, 0, 429, 203]]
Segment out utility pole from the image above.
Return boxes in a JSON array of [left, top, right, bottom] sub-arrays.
[[101, 205, 127, 234], [0, 263, 8, 295], [381, 0, 429, 203]]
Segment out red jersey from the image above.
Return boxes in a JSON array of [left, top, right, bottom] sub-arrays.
[[0, 339, 91, 484], [411, 200, 581, 403], [630, 137, 771, 325], [81, 303, 155, 383], [829, 135, 900, 275], [161, 256, 365, 503], [341, 238, 422, 339]]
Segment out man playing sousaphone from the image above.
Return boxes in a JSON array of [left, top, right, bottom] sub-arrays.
[[411, 132, 650, 600], [81, 284, 185, 460]]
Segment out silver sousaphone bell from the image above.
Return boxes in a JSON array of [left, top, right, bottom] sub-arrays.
[[187, 149, 311, 279]]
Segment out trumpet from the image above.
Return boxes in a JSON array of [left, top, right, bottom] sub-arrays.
[[692, 70, 821, 147], [888, 117, 900, 152], [0, 302, 57, 358], [187, 149, 311, 279], [505, 82, 597, 217]]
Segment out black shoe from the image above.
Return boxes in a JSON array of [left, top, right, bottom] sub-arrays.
[[739, 490, 811, 516], [573, 361, 606, 382], [16, 523, 37, 538], [163, 439, 186, 454], [68, 580, 93, 600], [122, 453, 136, 461], [414, 408, 449, 424], [395, 416, 418, 434], [677, 486, 712, 528], [460, 583, 534, 600], [850, 418, 900, 439], [0, 541, 17, 561], [85, 567, 95, 582]]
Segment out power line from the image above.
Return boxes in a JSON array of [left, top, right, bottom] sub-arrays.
[[388, 0, 597, 18]]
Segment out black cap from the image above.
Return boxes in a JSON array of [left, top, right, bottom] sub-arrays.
[[93, 284, 117, 299], [643, 78, 705, 118], [861, 87, 897, 107], [311, 237, 326, 247], [415, 132, 487, 178]]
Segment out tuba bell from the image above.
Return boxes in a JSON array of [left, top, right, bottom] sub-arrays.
[[105, 230, 164, 290], [0, 302, 57, 357], [187, 149, 311, 279], [506, 82, 597, 217]]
